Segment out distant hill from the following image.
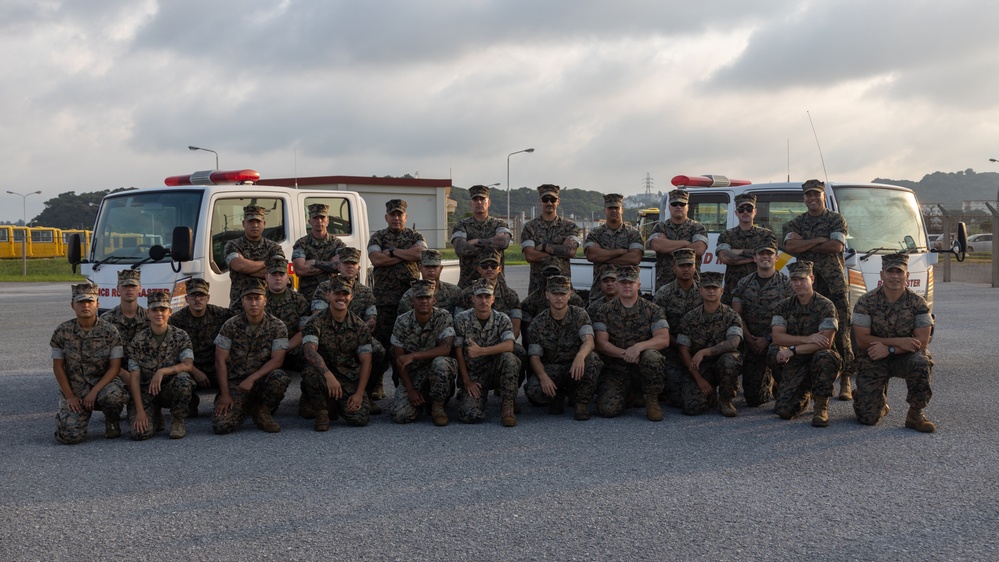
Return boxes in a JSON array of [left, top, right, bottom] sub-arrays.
[[873, 169, 999, 208]]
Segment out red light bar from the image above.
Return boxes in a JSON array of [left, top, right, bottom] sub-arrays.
[[671, 175, 752, 188], [164, 169, 261, 186]]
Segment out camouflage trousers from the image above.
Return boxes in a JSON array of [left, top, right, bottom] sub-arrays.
[[814, 278, 855, 378], [524, 353, 602, 407], [854, 351, 933, 425], [128, 373, 195, 440], [366, 338, 391, 393], [456, 352, 521, 423], [54, 378, 129, 445], [741, 344, 775, 407], [390, 356, 458, 424], [596, 350, 666, 418], [301, 368, 371, 427], [374, 304, 399, 352], [678, 352, 743, 416], [661, 347, 685, 407], [212, 370, 291, 434], [772, 349, 842, 420]]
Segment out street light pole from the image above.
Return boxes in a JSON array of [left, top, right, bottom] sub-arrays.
[[506, 148, 535, 223], [6, 190, 42, 276], [188, 145, 219, 169]]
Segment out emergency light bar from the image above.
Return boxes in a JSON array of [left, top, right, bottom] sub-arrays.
[[164, 169, 261, 186], [671, 175, 752, 188]]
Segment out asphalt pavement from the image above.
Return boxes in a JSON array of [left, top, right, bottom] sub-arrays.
[[1, 269, 997, 561]]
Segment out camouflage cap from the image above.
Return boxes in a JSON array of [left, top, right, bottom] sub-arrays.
[[672, 248, 696, 266], [243, 205, 266, 221], [410, 279, 435, 298], [700, 271, 724, 288], [478, 249, 502, 265], [668, 189, 690, 203], [616, 265, 640, 282], [599, 267, 619, 281], [241, 278, 268, 297], [603, 193, 624, 208], [471, 278, 495, 295], [117, 269, 141, 287], [541, 261, 562, 276], [146, 291, 172, 310], [802, 179, 825, 193], [469, 185, 491, 199], [546, 275, 571, 294], [327, 275, 354, 295], [186, 278, 210, 295], [537, 184, 560, 197], [735, 193, 757, 207], [337, 247, 361, 263], [882, 253, 909, 271], [72, 283, 99, 302], [420, 249, 442, 266], [386, 199, 407, 213], [755, 243, 778, 254], [787, 260, 814, 278], [308, 203, 329, 218], [266, 255, 288, 274]]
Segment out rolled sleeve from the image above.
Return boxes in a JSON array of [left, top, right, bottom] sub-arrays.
[[214, 334, 232, 350], [819, 317, 839, 332], [852, 313, 872, 328], [272, 338, 290, 351], [677, 334, 692, 347], [915, 313, 933, 328]]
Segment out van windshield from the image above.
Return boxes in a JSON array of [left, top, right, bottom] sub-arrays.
[[91, 190, 203, 262], [833, 186, 927, 253]]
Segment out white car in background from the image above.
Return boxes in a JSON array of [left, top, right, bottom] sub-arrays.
[[967, 233, 992, 253]]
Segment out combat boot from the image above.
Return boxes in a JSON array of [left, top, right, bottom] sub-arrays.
[[812, 397, 830, 427], [905, 407, 936, 433], [431, 400, 449, 426], [298, 395, 316, 419], [548, 392, 565, 415], [188, 393, 200, 418], [574, 401, 591, 421], [314, 409, 330, 432], [251, 403, 281, 433], [838, 375, 853, 401], [152, 409, 165, 432], [501, 399, 517, 427], [105, 413, 121, 439], [370, 380, 386, 400], [719, 399, 737, 418], [644, 395, 664, 422], [368, 398, 382, 416], [169, 418, 186, 439]]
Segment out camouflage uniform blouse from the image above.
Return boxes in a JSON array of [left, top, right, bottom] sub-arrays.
[[526, 305, 594, 365], [214, 312, 290, 381], [368, 227, 428, 306], [311, 278, 378, 323], [583, 223, 645, 298], [50, 318, 124, 396], [302, 309, 373, 381], [169, 304, 233, 375], [592, 298, 669, 351], [126, 325, 195, 385], [453, 309, 516, 369], [520, 289, 585, 325], [731, 272, 793, 338], [397, 281, 463, 317], [100, 305, 147, 348], [677, 304, 744, 352], [391, 308, 456, 370], [456, 281, 522, 321], [653, 281, 702, 338], [783, 210, 849, 298], [291, 232, 345, 299], [852, 287, 933, 338], [771, 293, 839, 337], [265, 288, 311, 337], [223, 236, 285, 307], [716, 225, 778, 298], [450, 216, 513, 288], [520, 216, 582, 294], [647, 218, 709, 290]]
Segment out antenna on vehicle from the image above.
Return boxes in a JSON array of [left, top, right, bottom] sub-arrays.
[[807, 111, 829, 185], [294, 148, 298, 189], [787, 138, 790, 182]]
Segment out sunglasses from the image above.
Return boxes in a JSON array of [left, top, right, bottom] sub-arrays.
[[670, 201, 686, 208], [737, 205, 755, 213], [480, 263, 500, 270], [541, 196, 558, 203]]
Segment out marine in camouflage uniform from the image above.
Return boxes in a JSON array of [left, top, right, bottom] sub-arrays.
[[676, 272, 744, 417], [653, 249, 703, 407], [50, 283, 129, 444], [592, 266, 670, 421], [100, 269, 147, 383], [212, 279, 291, 434], [852, 253, 936, 432], [126, 292, 195, 440], [397, 249, 463, 317], [784, 179, 854, 400], [524, 276, 601, 420], [770, 261, 843, 427], [454, 279, 522, 426], [390, 279, 458, 425], [583, 193, 644, 301], [263, 255, 310, 372], [520, 184, 582, 295], [169, 278, 232, 387], [291, 203, 346, 300], [301, 276, 373, 430], [730, 244, 793, 406], [223, 204, 285, 310], [585, 268, 620, 318], [450, 184, 513, 288], [716, 193, 778, 305], [520, 263, 585, 331], [647, 189, 709, 290]]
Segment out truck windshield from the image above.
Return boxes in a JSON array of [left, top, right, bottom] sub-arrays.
[[833, 186, 927, 253], [91, 190, 203, 262]]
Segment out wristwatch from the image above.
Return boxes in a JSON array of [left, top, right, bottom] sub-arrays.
[[888, 345, 896, 355], [789, 345, 797, 356]]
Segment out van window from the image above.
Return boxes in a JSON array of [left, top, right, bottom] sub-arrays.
[[0, 229, 7, 242], [751, 192, 808, 250], [688, 193, 729, 233], [31, 230, 54, 243], [303, 197, 353, 236], [211, 198, 286, 272]]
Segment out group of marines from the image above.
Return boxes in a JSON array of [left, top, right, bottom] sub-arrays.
[[49, 180, 937, 443]]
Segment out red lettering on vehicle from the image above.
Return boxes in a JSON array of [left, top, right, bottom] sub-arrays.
[[703, 253, 714, 265]]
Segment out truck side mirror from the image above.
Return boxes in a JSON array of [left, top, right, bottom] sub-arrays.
[[955, 223, 968, 254], [67, 233, 82, 274], [171, 227, 193, 262]]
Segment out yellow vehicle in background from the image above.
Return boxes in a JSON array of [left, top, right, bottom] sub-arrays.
[[635, 207, 660, 243]]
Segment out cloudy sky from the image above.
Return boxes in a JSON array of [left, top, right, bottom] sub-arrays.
[[3, 0, 998, 223]]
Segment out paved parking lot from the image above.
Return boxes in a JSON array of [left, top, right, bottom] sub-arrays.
[[1, 271, 997, 560]]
